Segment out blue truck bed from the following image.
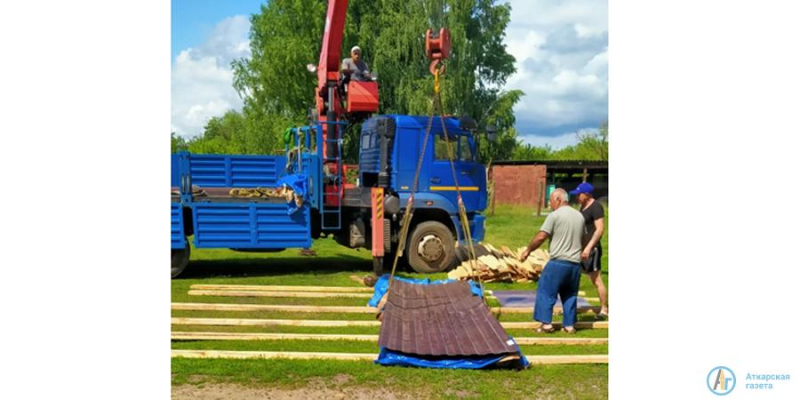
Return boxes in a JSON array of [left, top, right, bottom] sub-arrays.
[[171, 152, 317, 250]]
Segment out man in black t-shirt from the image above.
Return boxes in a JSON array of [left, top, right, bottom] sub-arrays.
[[569, 182, 609, 319]]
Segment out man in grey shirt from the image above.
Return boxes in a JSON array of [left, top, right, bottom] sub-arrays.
[[519, 188, 585, 333], [341, 46, 371, 81]]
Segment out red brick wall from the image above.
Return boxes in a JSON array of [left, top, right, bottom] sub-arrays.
[[491, 165, 547, 206]]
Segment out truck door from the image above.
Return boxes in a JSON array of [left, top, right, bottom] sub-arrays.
[[427, 132, 486, 212]]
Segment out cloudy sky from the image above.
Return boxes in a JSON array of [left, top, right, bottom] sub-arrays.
[[172, 0, 608, 149]]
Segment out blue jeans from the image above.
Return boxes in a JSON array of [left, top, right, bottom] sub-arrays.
[[533, 259, 581, 327]]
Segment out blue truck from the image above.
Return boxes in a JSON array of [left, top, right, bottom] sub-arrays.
[[170, 115, 488, 278]]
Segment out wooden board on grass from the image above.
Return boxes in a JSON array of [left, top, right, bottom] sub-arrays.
[[171, 331, 607, 346], [171, 317, 608, 329], [171, 302, 600, 315], [172, 349, 376, 361], [190, 284, 373, 293], [171, 302, 377, 313], [187, 290, 373, 299]]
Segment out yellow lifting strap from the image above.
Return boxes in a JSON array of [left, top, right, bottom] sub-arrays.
[[384, 68, 485, 302]]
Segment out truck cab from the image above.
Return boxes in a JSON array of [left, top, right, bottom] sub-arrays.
[[351, 115, 487, 273]]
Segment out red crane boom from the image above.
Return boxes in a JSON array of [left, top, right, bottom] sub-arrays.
[[315, 0, 379, 163]]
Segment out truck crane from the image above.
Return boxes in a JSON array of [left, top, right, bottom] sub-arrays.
[[170, 0, 489, 278]]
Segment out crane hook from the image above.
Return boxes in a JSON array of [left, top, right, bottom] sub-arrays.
[[425, 28, 451, 77]]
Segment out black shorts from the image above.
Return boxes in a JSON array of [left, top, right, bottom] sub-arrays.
[[581, 246, 602, 274]]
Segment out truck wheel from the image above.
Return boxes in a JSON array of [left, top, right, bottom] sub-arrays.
[[407, 221, 455, 273], [171, 242, 190, 278]]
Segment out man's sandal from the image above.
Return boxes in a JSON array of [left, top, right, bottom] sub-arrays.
[[536, 325, 555, 333], [561, 327, 577, 334]]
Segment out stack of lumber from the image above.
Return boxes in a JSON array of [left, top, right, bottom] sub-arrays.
[[229, 186, 303, 208], [448, 243, 550, 283]]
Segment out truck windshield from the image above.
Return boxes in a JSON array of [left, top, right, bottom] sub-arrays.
[[434, 134, 474, 162]]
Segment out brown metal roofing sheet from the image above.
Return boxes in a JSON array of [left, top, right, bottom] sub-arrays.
[[378, 280, 518, 357]]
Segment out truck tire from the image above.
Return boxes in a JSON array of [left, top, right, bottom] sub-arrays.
[[407, 221, 455, 273], [171, 242, 190, 278]]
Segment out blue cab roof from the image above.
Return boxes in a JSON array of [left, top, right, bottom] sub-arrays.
[[382, 115, 466, 134]]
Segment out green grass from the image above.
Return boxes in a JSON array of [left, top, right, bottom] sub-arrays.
[[172, 359, 608, 399], [171, 204, 609, 399]]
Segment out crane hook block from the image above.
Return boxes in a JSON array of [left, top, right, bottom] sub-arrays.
[[426, 28, 451, 75]]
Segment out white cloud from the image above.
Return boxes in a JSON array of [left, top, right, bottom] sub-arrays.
[[171, 15, 251, 138], [503, 0, 607, 138], [519, 127, 599, 150]]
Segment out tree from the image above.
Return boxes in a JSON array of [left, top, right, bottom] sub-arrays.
[[576, 120, 608, 160], [512, 143, 553, 161], [550, 121, 609, 161], [232, 0, 325, 121], [224, 0, 521, 162], [477, 89, 524, 162], [171, 132, 188, 153], [184, 109, 288, 155]]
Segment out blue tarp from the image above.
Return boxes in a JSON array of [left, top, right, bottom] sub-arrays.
[[492, 290, 591, 309], [376, 343, 531, 370], [371, 276, 530, 370], [367, 274, 484, 308], [276, 173, 308, 214]]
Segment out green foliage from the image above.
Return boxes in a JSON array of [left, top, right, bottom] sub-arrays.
[[171, 132, 188, 153], [186, 109, 287, 155], [232, 0, 325, 120], [184, 0, 523, 162], [478, 89, 524, 162], [512, 142, 554, 161]]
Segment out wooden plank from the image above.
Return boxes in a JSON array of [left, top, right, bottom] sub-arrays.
[[171, 332, 379, 342], [171, 303, 599, 315], [172, 349, 376, 361], [527, 355, 608, 365], [171, 350, 608, 364], [478, 255, 500, 270], [490, 306, 601, 314], [513, 337, 608, 346], [187, 290, 373, 299], [190, 284, 373, 293], [171, 331, 608, 346], [171, 317, 608, 329], [502, 321, 608, 329], [172, 302, 376, 313]]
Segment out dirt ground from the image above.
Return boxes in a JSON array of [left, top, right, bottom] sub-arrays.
[[172, 383, 416, 400]]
